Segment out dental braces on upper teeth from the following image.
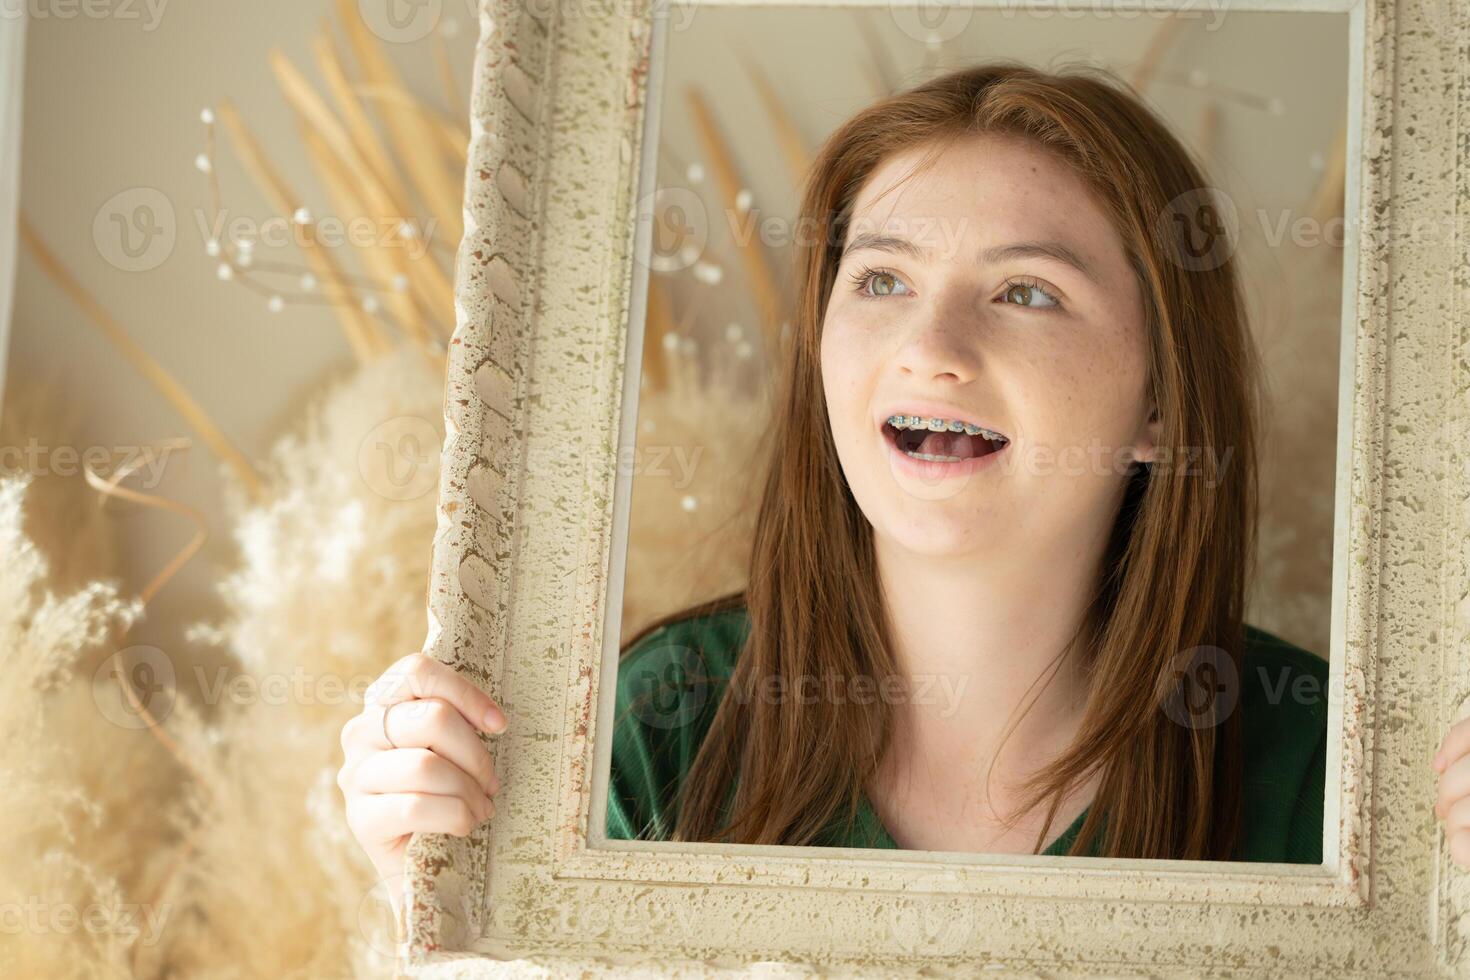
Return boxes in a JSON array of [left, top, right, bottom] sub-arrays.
[[886, 415, 1008, 443]]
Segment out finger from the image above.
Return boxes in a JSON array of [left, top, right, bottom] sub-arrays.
[[346, 792, 494, 846], [1436, 753, 1470, 818], [352, 748, 494, 816], [1450, 828, 1470, 869], [1434, 716, 1470, 771], [1445, 794, 1470, 835], [373, 698, 500, 796], [367, 652, 506, 735]]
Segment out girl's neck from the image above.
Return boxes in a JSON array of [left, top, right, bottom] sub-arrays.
[[871, 525, 1107, 802]]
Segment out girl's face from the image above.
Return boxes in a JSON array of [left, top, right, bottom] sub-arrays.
[[820, 133, 1158, 561]]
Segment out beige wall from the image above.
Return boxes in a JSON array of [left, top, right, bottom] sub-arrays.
[[8, 3, 474, 660]]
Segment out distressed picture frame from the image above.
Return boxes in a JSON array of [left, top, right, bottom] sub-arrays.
[[399, 0, 1470, 972]]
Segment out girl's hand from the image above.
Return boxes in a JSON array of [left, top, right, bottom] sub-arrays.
[[337, 652, 507, 911], [1434, 717, 1470, 867]]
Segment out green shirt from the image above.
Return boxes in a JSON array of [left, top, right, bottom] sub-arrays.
[[606, 605, 1328, 863]]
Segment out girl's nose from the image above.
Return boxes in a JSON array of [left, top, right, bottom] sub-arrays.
[[894, 305, 982, 383]]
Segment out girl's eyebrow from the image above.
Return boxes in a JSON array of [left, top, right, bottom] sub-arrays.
[[841, 231, 1100, 286]]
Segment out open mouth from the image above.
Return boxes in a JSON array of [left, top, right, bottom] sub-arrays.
[[882, 418, 1010, 462]]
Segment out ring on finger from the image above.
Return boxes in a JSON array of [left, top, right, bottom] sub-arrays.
[[382, 701, 400, 749]]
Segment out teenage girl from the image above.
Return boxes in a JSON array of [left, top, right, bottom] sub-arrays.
[[337, 62, 1470, 916]]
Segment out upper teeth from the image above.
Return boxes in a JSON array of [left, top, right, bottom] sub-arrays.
[[887, 415, 1007, 443]]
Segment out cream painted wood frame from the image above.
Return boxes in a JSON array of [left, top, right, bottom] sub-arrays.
[[399, 0, 1468, 972]]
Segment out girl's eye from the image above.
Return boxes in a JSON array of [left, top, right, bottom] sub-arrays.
[[998, 277, 1063, 310], [847, 265, 910, 298], [844, 266, 1063, 311]]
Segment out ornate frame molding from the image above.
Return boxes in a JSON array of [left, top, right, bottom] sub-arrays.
[[402, 0, 1470, 972]]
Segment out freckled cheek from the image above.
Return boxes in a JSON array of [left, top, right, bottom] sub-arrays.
[[821, 314, 869, 373], [820, 317, 877, 445], [1017, 337, 1132, 445], [1084, 322, 1151, 434]]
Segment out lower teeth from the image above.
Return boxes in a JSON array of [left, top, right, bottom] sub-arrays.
[[904, 450, 963, 462]]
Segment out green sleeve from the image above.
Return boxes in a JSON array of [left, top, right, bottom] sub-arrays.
[[605, 761, 646, 840], [1283, 722, 1328, 864], [603, 619, 731, 841], [1237, 625, 1331, 863], [604, 666, 679, 841]]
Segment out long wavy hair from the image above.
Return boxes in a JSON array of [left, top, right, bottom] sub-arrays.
[[621, 60, 1262, 860]]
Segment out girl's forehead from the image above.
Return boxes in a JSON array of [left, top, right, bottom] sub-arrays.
[[842, 138, 1124, 274], [848, 138, 1104, 236], [859, 134, 1076, 192]]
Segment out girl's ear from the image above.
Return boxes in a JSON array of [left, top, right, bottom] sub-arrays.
[[1133, 403, 1161, 466]]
